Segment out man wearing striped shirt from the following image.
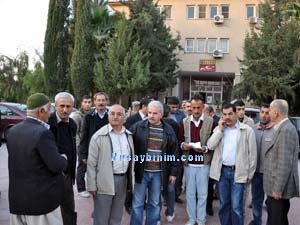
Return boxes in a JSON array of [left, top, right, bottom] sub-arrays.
[[130, 101, 179, 225]]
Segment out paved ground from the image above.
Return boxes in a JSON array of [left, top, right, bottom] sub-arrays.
[[1, 143, 300, 225]]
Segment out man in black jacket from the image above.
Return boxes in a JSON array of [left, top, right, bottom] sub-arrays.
[[7, 93, 68, 225], [130, 101, 179, 225], [78, 92, 109, 197], [48, 92, 77, 225]]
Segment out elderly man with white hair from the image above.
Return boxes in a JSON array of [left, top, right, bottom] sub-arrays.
[[264, 99, 299, 225], [130, 101, 179, 225], [48, 92, 77, 225]]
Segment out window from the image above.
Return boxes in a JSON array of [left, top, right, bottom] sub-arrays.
[[247, 5, 255, 18], [163, 5, 172, 19], [221, 5, 229, 18], [198, 5, 206, 19], [197, 39, 206, 52], [210, 5, 218, 18], [185, 39, 194, 52], [207, 39, 217, 53], [220, 38, 229, 53], [187, 6, 195, 19]]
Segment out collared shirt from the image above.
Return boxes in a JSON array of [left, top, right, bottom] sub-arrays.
[[274, 118, 288, 131], [222, 121, 239, 166], [27, 116, 50, 130], [95, 108, 107, 119], [56, 112, 69, 123], [108, 124, 130, 174], [139, 111, 147, 120], [191, 114, 204, 127]]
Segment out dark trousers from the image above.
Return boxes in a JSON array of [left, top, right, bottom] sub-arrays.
[[206, 177, 214, 210], [61, 175, 77, 225], [76, 156, 87, 192], [175, 162, 183, 199], [267, 196, 290, 225]]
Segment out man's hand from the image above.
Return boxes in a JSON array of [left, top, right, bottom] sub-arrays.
[[218, 118, 226, 130], [272, 192, 281, 200], [82, 159, 87, 165], [169, 176, 176, 184], [182, 143, 192, 151], [89, 191, 96, 197], [246, 178, 252, 184]]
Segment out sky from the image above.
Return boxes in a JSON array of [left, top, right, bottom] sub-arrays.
[[0, 0, 49, 64]]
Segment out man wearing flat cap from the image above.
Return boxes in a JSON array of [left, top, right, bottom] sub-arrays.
[[7, 93, 68, 225]]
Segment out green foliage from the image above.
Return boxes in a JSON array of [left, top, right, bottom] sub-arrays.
[[128, 0, 181, 96], [70, 0, 94, 101], [44, 0, 71, 98], [94, 20, 150, 103], [24, 62, 46, 95], [0, 52, 29, 102], [235, 1, 300, 107]]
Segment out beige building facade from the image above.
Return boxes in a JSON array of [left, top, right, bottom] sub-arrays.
[[109, 0, 263, 104]]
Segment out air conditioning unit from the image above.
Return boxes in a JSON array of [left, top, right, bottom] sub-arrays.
[[249, 16, 258, 24], [213, 49, 224, 58], [213, 15, 224, 24]]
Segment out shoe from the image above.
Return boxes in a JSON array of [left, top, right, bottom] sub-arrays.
[[166, 213, 175, 222], [185, 221, 195, 225], [206, 207, 214, 216], [196, 221, 205, 225], [175, 198, 183, 204], [79, 191, 91, 198], [157, 221, 161, 225]]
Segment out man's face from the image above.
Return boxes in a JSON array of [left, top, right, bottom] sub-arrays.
[[236, 106, 245, 119], [39, 103, 51, 123], [191, 100, 204, 119], [222, 107, 237, 127], [148, 105, 162, 125], [259, 106, 271, 124], [185, 102, 192, 116], [94, 95, 107, 112], [108, 105, 125, 127], [269, 105, 278, 122], [55, 98, 74, 121], [81, 98, 92, 112], [168, 104, 178, 114]]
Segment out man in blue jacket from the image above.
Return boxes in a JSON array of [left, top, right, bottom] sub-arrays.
[[7, 93, 68, 225]]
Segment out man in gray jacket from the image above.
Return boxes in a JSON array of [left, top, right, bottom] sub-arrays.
[[87, 104, 134, 225], [208, 103, 257, 225], [250, 103, 274, 225], [264, 99, 299, 225]]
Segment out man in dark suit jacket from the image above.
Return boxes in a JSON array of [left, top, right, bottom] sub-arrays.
[[78, 92, 109, 197], [124, 97, 151, 129], [7, 93, 68, 225], [48, 92, 77, 225], [264, 99, 299, 225]]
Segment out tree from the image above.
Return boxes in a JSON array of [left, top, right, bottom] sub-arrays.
[[70, 0, 94, 101], [235, 0, 300, 106], [44, 0, 71, 97], [128, 0, 181, 96], [94, 20, 150, 103], [24, 62, 46, 95], [0, 52, 29, 102]]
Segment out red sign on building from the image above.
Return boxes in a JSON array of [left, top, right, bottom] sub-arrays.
[[199, 60, 216, 72]]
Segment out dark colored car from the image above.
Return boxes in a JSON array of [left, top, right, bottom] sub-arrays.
[[0, 102, 27, 139], [245, 107, 260, 124], [289, 117, 300, 157]]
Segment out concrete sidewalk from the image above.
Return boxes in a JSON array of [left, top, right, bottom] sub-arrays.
[[1, 143, 300, 225]]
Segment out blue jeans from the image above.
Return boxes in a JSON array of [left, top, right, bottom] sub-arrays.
[[218, 167, 245, 225], [250, 173, 264, 225], [165, 181, 176, 216], [185, 165, 210, 223], [130, 172, 161, 225]]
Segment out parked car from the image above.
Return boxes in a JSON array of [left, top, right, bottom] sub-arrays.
[[289, 117, 300, 157], [0, 102, 27, 139], [245, 107, 260, 124]]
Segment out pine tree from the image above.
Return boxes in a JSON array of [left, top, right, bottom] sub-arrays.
[[235, 0, 300, 105], [128, 0, 181, 97], [70, 0, 94, 101], [44, 0, 71, 97], [94, 20, 150, 103]]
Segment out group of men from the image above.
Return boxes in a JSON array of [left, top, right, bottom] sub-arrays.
[[6, 91, 299, 225]]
